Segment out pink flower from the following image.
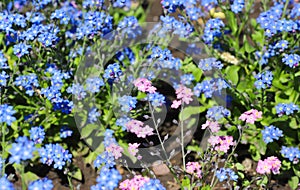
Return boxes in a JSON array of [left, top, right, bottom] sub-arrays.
[[186, 162, 202, 178], [128, 143, 140, 156], [208, 136, 234, 153], [106, 144, 124, 159], [133, 78, 156, 93], [171, 85, 194, 109], [239, 109, 262, 124], [119, 175, 150, 190], [125, 120, 154, 138], [256, 156, 281, 175], [201, 120, 220, 133], [171, 100, 181, 108]]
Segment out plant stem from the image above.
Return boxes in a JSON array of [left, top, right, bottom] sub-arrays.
[[180, 103, 186, 171], [21, 164, 26, 190], [67, 175, 74, 190]]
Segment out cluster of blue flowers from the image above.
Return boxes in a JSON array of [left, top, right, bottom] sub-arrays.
[[0, 104, 16, 126], [91, 167, 122, 190], [0, 71, 9, 87], [60, 126, 73, 138], [202, 18, 224, 44], [118, 95, 137, 112], [9, 136, 35, 164], [206, 106, 231, 121], [281, 146, 300, 163], [88, 108, 101, 123], [275, 103, 299, 116], [140, 179, 166, 190], [146, 92, 166, 107], [116, 116, 131, 131], [103, 63, 123, 83], [151, 46, 182, 70], [94, 130, 118, 169], [14, 74, 39, 96], [38, 143, 72, 170], [254, 71, 273, 89], [28, 178, 54, 190], [231, 0, 244, 13], [193, 78, 228, 98], [29, 126, 45, 144], [261, 125, 283, 144], [257, 4, 300, 37], [117, 16, 141, 39], [282, 53, 300, 68], [216, 168, 238, 182], [0, 176, 14, 190], [198, 57, 223, 71], [159, 16, 194, 38]]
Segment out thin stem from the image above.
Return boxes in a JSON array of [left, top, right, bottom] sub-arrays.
[[180, 102, 186, 171], [67, 175, 74, 190], [148, 103, 169, 163], [1, 123, 6, 176], [281, 0, 290, 19], [21, 164, 26, 190]]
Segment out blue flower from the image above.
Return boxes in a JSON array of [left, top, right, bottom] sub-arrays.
[[60, 126, 73, 138], [180, 74, 194, 86], [85, 77, 104, 93], [14, 73, 39, 96], [0, 51, 8, 69], [231, 0, 244, 14], [216, 168, 238, 182], [202, 18, 224, 44], [198, 57, 223, 71], [146, 92, 166, 107], [206, 106, 230, 121], [13, 43, 31, 57], [282, 53, 300, 68], [91, 167, 122, 190], [186, 7, 201, 21], [254, 71, 273, 89], [38, 144, 72, 170], [0, 71, 9, 87], [103, 63, 123, 82], [0, 176, 14, 190], [28, 178, 53, 190], [275, 103, 299, 116], [0, 104, 16, 126], [281, 146, 300, 163], [118, 95, 137, 112], [140, 179, 166, 190], [9, 136, 35, 164], [88, 108, 100, 123], [117, 16, 141, 39], [261, 125, 283, 144], [29, 126, 45, 144], [67, 83, 86, 100], [116, 116, 131, 130]]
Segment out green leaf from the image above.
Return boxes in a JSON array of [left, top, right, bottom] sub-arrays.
[[68, 167, 83, 181], [225, 11, 238, 35], [225, 65, 240, 85], [181, 177, 191, 188], [235, 163, 245, 171], [288, 176, 299, 190], [179, 106, 202, 121], [290, 118, 298, 129]]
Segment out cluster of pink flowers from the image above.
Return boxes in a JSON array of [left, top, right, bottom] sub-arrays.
[[201, 120, 220, 133], [125, 119, 154, 138], [171, 85, 193, 109], [208, 136, 234, 153], [106, 143, 124, 159], [186, 162, 202, 178], [239, 109, 262, 124], [133, 78, 156, 93], [256, 156, 281, 175], [128, 143, 141, 159], [119, 175, 150, 190]]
